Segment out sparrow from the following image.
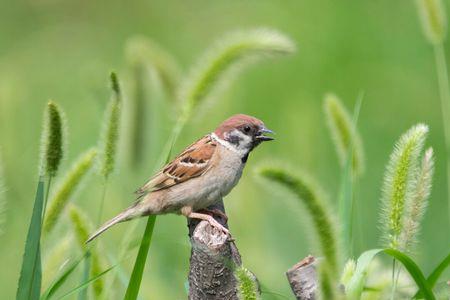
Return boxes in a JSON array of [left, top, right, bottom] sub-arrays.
[[87, 114, 274, 242]]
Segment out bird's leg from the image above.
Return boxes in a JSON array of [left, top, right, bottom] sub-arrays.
[[186, 211, 230, 235], [197, 208, 228, 222]]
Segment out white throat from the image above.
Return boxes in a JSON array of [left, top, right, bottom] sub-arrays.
[[210, 132, 249, 157]]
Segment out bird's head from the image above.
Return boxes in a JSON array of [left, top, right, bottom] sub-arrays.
[[213, 114, 274, 156]]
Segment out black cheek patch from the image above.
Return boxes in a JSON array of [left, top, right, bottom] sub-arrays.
[[228, 135, 241, 146], [241, 153, 249, 163]]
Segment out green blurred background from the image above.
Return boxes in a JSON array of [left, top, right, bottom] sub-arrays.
[[1, 0, 449, 299]]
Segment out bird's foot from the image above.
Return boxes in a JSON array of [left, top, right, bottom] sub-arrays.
[[188, 212, 230, 235], [197, 208, 228, 222]]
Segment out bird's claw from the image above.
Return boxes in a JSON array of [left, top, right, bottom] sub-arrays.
[[207, 217, 230, 236]]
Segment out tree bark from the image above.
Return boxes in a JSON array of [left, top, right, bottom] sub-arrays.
[[187, 201, 242, 300], [286, 255, 318, 300]]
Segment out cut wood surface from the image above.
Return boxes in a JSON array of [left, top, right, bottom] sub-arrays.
[[286, 255, 318, 300]]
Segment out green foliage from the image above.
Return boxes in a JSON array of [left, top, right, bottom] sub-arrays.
[[124, 215, 156, 300], [380, 124, 428, 250], [40, 101, 65, 177], [324, 93, 364, 177], [235, 266, 260, 300], [41, 253, 88, 300], [178, 28, 295, 122], [345, 248, 436, 300], [68, 204, 104, 297], [16, 180, 44, 300], [400, 147, 434, 253], [43, 149, 97, 233], [416, 0, 447, 45], [57, 264, 116, 300], [414, 252, 450, 299], [99, 72, 122, 179]]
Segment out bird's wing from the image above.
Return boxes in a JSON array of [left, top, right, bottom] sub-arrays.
[[135, 134, 217, 197]]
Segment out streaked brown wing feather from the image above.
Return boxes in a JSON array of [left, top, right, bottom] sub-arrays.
[[136, 135, 216, 197]]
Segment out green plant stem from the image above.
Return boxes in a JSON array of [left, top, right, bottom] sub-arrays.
[[433, 43, 450, 228], [42, 176, 52, 223], [97, 179, 108, 226], [349, 182, 355, 257], [390, 259, 397, 300]]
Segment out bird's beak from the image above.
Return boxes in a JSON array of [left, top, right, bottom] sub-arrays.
[[256, 126, 275, 141]]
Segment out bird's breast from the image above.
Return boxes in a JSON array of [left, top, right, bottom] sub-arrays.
[[210, 146, 246, 197]]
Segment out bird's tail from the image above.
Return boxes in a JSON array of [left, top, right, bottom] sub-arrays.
[[86, 206, 138, 243]]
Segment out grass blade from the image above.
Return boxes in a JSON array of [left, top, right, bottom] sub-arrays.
[[413, 252, 450, 298], [16, 179, 45, 300], [78, 253, 91, 300], [41, 253, 88, 300], [124, 215, 156, 300], [346, 248, 436, 300], [123, 140, 172, 299], [58, 264, 117, 300]]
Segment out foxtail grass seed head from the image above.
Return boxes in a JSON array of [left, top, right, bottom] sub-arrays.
[[178, 28, 296, 121], [110, 72, 120, 96], [43, 148, 97, 233], [39, 101, 66, 177], [99, 73, 122, 179], [416, 0, 447, 45], [258, 166, 339, 275], [68, 204, 104, 296], [380, 124, 428, 250], [68, 204, 90, 250], [235, 266, 260, 300], [126, 35, 181, 97], [399, 147, 434, 253], [324, 93, 365, 177]]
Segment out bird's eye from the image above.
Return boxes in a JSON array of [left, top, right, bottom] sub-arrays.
[[243, 125, 251, 133]]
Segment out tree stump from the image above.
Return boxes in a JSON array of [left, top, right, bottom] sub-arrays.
[[286, 255, 318, 300], [187, 201, 242, 300]]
